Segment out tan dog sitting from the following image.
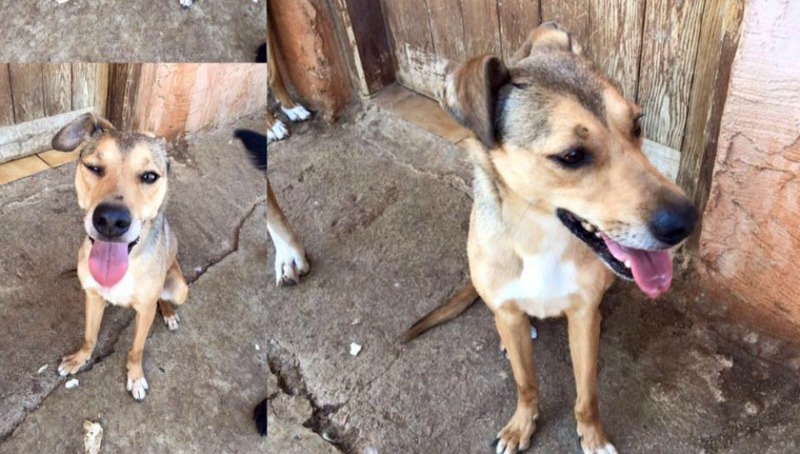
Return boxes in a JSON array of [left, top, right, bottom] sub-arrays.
[[405, 23, 697, 453], [54, 113, 188, 401]]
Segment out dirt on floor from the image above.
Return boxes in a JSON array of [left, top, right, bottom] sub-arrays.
[[1, 0, 265, 62], [266, 105, 800, 454], [0, 114, 268, 452]]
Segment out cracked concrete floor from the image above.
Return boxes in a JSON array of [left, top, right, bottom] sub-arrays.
[[0, 114, 267, 452], [266, 106, 800, 453], [1, 0, 265, 62]]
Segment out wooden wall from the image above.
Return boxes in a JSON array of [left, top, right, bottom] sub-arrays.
[[110, 63, 267, 141], [379, 0, 742, 200], [0, 64, 108, 163]]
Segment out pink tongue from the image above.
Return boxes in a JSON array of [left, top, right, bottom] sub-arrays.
[[89, 240, 129, 287], [601, 234, 673, 299]]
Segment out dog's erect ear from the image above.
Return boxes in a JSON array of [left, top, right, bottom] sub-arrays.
[[52, 113, 116, 152], [439, 54, 509, 148], [509, 22, 583, 66]]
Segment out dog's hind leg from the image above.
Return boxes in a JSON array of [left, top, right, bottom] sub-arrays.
[[159, 260, 188, 331], [267, 108, 288, 143], [268, 180, 310, 286], [493, 305, 540, 454], [268, 27, 311, 123], [567, 307, 616, 454]]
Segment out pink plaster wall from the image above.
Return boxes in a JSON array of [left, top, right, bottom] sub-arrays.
[[699, 0, 800, 343]]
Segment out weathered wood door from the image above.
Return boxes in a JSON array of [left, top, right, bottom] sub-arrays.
[[0, 64, 109, 163], [380, 0, 743, 198]]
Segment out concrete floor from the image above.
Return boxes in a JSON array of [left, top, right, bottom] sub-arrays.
[[266, 105, 800, 453], [0, 114, 267, 452], [1, 0, 265, 62]]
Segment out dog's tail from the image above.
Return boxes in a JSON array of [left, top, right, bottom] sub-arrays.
[[401, 284, 480, 343], [234, 129, 267, 171]]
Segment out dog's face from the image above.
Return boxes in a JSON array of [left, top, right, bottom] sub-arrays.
[[441, 23, 697, 298], [52, 113, 170, 286]]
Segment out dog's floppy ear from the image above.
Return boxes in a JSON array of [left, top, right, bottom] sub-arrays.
[[439, 54, 510, 148], [509, 22, 583, 66], [52, 113, 116, 152]]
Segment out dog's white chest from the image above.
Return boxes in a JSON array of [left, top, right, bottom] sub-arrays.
[[494, 252, 580, 318], [83, 272, 136, 307]]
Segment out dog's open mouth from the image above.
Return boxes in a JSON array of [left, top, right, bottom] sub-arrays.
[[556, 209, 672, 299], [87, 237, 139, 287]]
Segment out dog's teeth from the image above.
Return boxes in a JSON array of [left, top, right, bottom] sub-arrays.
[[581, 222, 592, 231], [595, 232, 601, 238], [624, 260, 631, 268]]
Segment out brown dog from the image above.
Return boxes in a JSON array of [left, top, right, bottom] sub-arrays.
[[54, 113, 188, 401], [404, 23, 697, 453], [267, 11, 311, 142]]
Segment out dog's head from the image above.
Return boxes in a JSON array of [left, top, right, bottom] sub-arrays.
[[52, 113, 170, 286], [441, 23, 697, 298]]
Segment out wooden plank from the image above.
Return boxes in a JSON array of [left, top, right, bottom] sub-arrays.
[[8, 64, 44, 124], [643, 139, 681, 182], [637, 0, 706, 149], [71, 63, 97, 111], [498, 0, 541, 61], [94, 64, 110, 117], [541, 0, 590, 50], [460, 0, 502, 57], [0, 107, 93, 163], [380, 0, 436, 94], [0, 65, 14, 126], [426, 0, 465, 61], [587, 0, 645, 100], [0, 155, 50, 185], [677, 0, 744, 244], [107, 63, 142, 130], [342, 0, 396, 95], [42, 64, 72, 117]]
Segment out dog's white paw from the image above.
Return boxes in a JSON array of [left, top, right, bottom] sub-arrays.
[[163, 312, 180, 331], [179, 0, 194, 8], [272, 237, 310, 286], [126, 376, 149, 401], [267, 120, 289, 143], [58, 350, 90, 376], [281, 105, 311, 122], [583, 443, 618, 454]]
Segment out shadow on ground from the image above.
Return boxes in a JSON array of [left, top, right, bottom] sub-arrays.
[[0, 114, 267, 452], [1, 0, 265, 62], [266, 106, 800, 454]]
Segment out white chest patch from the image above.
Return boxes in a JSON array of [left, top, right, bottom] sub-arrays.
[[83, 271, 136, 307], [494, 253, 580, 318]]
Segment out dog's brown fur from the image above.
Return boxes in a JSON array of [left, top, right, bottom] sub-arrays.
[[404, 23, 696, 453], [54, 113, 188, 401]]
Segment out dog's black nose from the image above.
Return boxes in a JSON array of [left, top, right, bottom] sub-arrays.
[[93, 204, 132, 238], [649, 196, 698, 246]]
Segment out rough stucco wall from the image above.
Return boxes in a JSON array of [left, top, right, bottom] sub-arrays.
[[699, 0, 800, 343], [269, 0, 353, 121]]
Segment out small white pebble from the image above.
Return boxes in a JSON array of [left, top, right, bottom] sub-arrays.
[[254, 343, 261, 351], [351, 318, 361, 325], [65, 378, 80, 389], [55, 0, 70, 4], [349, 343, 362, 357], [393, 282, 400, 288], [37, 364, 48, 374], [194, 266, 203, 274]]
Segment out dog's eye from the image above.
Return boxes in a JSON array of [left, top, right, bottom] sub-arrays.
[[554, 148, 589, 168], [141, 172, 160, 184], [632, 114, 643, 138], [83, 164, 104, 176]]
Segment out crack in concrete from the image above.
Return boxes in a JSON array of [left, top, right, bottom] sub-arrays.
[[0, 197, 265, 443]]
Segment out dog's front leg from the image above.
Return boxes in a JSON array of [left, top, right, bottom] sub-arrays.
[[126, 302, 157, 401], [566, 307, 617, 454], [494, 305, 539, 454], [58, 291, 105, 376], [267, 181, 310, 286]]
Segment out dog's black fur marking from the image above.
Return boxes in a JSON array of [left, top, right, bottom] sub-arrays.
[[234, 129, 267, 171]]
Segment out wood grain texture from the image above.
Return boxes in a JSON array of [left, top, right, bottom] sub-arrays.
[[460, 0, 501, 57], [42, 64, 71, 117], [107, 63, 142, 130], [498, 0, 541, 61], [8, 64, 44, 124], [0, 65, 14, 126], [541, 0, 590, 49], [427, 0, 465, 60], [343, 0, 396, 95], [71, 63, 97, 111], [588, 0, 644, 100], [94, 64, 110, 117], [637, 0, 706, 149], [677, 0, 744, 218]]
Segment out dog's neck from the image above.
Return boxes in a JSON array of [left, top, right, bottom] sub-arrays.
[[131, 212, 167, 259]]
